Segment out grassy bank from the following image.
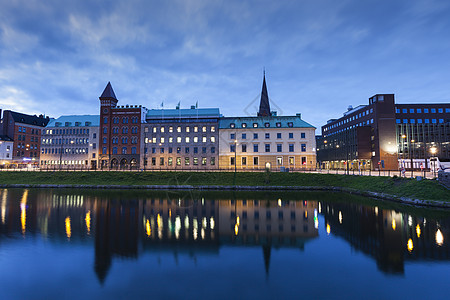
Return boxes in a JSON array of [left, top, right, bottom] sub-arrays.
[[0, 171, 448, 202]]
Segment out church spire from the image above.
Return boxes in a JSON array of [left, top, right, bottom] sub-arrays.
[[100, 82, 117, 100], [258, 71, 271, 117]]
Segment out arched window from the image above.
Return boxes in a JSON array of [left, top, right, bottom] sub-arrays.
[[122, 127, 128, 134], [112, 147, 118, 154], [122, 147, 127, 154], [131, 147, 137, 154], [122, 137, 128, 144], [113, 127, 119, 134]]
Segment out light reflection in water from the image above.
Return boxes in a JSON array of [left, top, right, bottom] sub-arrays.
[[436, 229, 444, 246], [146, 219, 151, 237], [407, 238, 414, 252], [20, 190, 28, 235], [65, 217, 71, 239], [85, 211, 91, 235], [392, 219, 396, 231], [416, 224, 421, 238], [1, 189, 7, 224]]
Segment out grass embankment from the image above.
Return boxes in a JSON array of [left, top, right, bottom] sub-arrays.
[[0, 171, 448, 202]]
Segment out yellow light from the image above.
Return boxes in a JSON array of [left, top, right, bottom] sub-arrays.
[[304, 210, 308, 219], [401, 134, 406, 139], [169, 209, 171, 218], [436, 229, 444, 246], [146, 219, 151, 237], [339, 211, 343, 224], [20, 190, 28, 235], [65, 217, 71, 239], [392, 219, 396, 231], [234, 224, 239, 236], [85, 211, 91, 235], [278, 199, 282, 207], [236, 216, 240, 226], [326, 223, 331, 235], [407, 238, 414, 252], [416, 224, 421, 238], [157, 214, 162, 228], [210, 217, 215, 230]]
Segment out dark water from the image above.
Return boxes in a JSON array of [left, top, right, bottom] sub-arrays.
[[0, 188, 449, 299]]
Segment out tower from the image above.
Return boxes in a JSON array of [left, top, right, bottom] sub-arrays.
[[257, 72, 271, 117], [99, 82, 118, 168]]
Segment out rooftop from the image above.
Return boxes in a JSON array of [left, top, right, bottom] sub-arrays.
[[219, 115, 315, 129], [6, 111, 50, 127], [146, 108, 221, 119], [46, 115, 100, 127]]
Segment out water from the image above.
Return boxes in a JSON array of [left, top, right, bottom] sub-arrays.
[[0, 188, 449, 299]]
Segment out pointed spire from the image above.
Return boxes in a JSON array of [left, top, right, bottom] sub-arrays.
[[100, 82, 117, 100], [258, 71, 271, 117]]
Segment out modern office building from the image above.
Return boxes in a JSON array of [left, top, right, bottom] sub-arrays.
[[316, 94, 450, 170], [40, 115, 99, 169], [143, 107, 220, 170], [0, 110, 50, 166], [219, 75, 316, 170]]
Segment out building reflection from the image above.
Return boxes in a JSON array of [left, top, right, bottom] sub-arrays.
[[1, 188, 449, 283], [320, 201, 450, 274]]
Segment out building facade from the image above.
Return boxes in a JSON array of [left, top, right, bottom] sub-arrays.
[[0, 110, 50, 166], [143, 107, 220, 170], [219, 74, 316, 170], [40, 115, 99, 169], [98, 82, 147, 169], [0, 135, 13, 167], [316, 95, 450, 170]]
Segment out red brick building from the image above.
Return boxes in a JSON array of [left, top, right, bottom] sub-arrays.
[[0, 110, 50, 166], [98, 82, 146, 169]]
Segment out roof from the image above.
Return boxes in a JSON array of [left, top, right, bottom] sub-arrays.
[[146, 108, 221, 119], [8, 111, 50, 127], [100, 82, 117, 100], [258, 73, 271, 117], [219, 115, 316, 129], [0, 135, 13, 142], [46, 115, 100, 127]]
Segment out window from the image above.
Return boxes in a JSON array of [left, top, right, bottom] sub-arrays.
[[122, 147, 127, 154], [186, 126, 190, 133], [265, 123, 270, 128], [202, 157, 207, 165], [160, 157, 164, 165], [432, 119, 437, 123], [301, 132, 306, 139], [417, 108, 422, 113], [276, 122, 281, 127], [194, 147, 198, 154], [132, 147, 137, 154], [152, 147, 156, 154], [177, 137, 182, 143], [431, 108, 436, 113], [265, 133, 270, 139], [253, 133, 258, 139], [438, 108, 443, 113], [168, 157, 173, 166], [395, 108, 400, 113], [425, 119, 430, 123], [211, 126, 216, 132], [194, 126, 198, 132], [403, 119, 408, 124], [176, 157, 181, 165], [103, 147, 107, 154], [410, 108, 414, 113], [253, 157, 259, 165], [185, 157, 190, 165], [301, 144, 306, 152], [396, 119, 401, 124], [301, 157, 306, 165], [289, 133, 294, 139], [289, 157, 294, 165], [253, 144, 259, 152], [122, 137, 128, 144], [277, 133, 281, 139], [289, 144, 294, 152], [185, 147, 190, 154], [287, 122, 293, 128], [230, 157, 235, 166], [202, 136, 207, 143], [210, 136, 216, 143], [177, 147, 181, 153], [152, 157, 156, 166], [211, 146, 215, 153], [424, 108, 429, 113], [103, 117, 108, 124], [193, 157, 198, 165], [230, 133, 235, 140], [185, 137, 190, 143], [417, 119, 422, 124], [202, 147, 207, 154], [103, 137, 107, 144], [410, 119, 415, 124], [253, 123, 258, 128], [439, 119, 444, 123], [169, 147, 173, 153], [103, 127, 108, 134], [210, 157, 215, 165], [242, 123, 247, 128], [160, 147, 164, 154], [402, 109, 407, 113], [242, 144, 247, 152], [242, 133, 247, 139], [230, 144, 236, 152], [242, 157, 247, 165], [193, 137, 198, 143], [112, 147, 118, 154], [277, 144, 282, 152], [230, 123, 235, 128], [202, 126, 207, 132], [265, 144, 270, 152], [122, 127, 128, 134]]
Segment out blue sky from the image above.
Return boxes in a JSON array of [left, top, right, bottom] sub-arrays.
[[1, 0, 450, 128]]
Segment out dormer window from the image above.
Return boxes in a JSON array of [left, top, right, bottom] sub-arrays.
[[288, 122, 293, 128], [264, 122, 270, 128], [253, 123, 258, 128], [242, 123, 247, 128], [230, 123, 235, 128], [276, 122, 281, 127]]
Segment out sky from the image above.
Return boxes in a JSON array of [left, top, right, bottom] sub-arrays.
[[1, 0, 450, 129]]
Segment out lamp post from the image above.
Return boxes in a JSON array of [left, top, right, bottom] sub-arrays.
[[430, 146, 437, 178], [411, 139, 415, 178], [335, 144, 340, 173]]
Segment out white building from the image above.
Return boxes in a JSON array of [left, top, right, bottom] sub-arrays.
[[40, 115, 99, 169], [0, 135, 13, 167]]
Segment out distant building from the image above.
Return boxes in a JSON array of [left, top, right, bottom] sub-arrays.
[[40, 115, 99, 169], [316, 95, 450, 170], [218, 74, 316, 170], [0, 110, 50, 166]]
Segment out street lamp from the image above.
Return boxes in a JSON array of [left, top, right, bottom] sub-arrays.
[[411, 139, 415, 177], [430, 146, 437, 178]]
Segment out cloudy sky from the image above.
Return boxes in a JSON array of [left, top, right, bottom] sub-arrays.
[[1, 0, 449, 128]]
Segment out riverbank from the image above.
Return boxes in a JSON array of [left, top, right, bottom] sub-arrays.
[[0, 171, 449, 206]]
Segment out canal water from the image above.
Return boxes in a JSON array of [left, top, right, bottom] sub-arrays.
[[0, 188, 449, 299]]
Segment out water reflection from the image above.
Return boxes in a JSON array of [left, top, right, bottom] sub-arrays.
[[0, 189, 449, 285], [321, 201, 450, 274]]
